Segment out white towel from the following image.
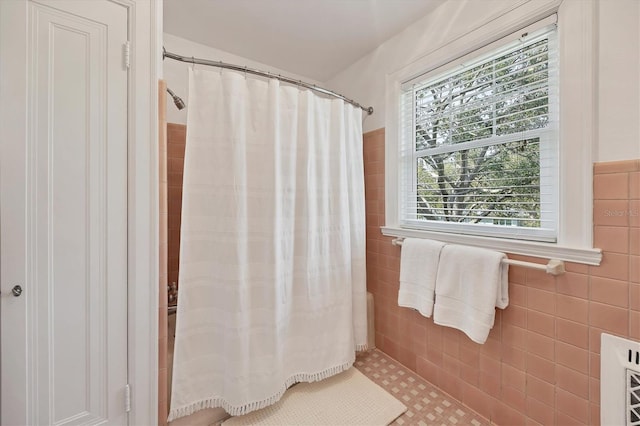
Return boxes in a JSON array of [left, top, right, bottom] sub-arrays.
[[433, 244, 509, 344], [398, 238, 446, 317]]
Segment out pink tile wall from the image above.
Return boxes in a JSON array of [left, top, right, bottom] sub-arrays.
[[166, 123, 186, 296], [363, 128, 640, 425], [158, 123, 185, 424]]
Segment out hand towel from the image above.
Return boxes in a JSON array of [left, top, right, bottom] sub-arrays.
[[397, 238, 446, 317], [433, 244, 508, 344]]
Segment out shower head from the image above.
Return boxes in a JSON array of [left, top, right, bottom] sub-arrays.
[[166, 87, 186, 110]]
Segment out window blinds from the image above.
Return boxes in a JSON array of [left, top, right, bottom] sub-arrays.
[[399, 25, 558, 241]]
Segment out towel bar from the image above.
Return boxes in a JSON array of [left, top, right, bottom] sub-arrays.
[[390, 237, 565, 276]]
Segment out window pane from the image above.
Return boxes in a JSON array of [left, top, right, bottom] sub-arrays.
[[414, 38, 550, 150], [415, 138, 541, 227]]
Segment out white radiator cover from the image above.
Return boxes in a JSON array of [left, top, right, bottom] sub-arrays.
[[601, 333, 640, 425]]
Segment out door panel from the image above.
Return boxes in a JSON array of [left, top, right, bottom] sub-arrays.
[[1, 1, 129, 424]]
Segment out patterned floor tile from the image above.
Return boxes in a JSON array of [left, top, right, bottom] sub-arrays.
[[354, 350, 490, 426]]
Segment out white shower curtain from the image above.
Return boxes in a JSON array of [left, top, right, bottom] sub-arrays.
[[168, 68, 367, 421]]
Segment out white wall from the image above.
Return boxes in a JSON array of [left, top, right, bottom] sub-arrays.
[[597, 0, 640, 162], [163, 33, 321, 125], [325, 0, 640, 162]]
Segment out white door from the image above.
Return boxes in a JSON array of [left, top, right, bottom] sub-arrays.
[[0, 0, 129, 424]]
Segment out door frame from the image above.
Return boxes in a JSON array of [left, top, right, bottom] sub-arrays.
[[0, 0, 160, 424], [115, 1, 162, 425]]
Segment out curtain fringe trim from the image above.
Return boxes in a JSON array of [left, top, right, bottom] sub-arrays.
[[167, 357, 356, 422], [355, 343, 368, 352]]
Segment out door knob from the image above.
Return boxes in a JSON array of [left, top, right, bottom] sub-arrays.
[[2, 285, 24, 297]]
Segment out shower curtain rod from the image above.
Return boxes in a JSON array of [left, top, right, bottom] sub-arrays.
[[163, 48, 374, 115]]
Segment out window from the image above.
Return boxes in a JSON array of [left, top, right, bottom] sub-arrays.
[[399, 26, 558, 242], [384, 5, 602, 265]]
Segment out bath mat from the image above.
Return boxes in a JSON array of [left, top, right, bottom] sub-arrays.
[[221, 367, 407, 426]]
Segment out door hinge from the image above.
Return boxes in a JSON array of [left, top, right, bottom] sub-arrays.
[[125, 384, 131, 412], [123, 41, 131, 69]]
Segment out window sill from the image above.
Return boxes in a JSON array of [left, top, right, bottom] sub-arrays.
[[380, 226, 602, 266]]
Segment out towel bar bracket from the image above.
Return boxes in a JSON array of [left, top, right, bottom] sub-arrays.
[[545, 259, 566, 276], [390, 237, 566, 276]]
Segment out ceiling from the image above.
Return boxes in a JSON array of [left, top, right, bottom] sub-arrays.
[[163, 0, 446, 82]]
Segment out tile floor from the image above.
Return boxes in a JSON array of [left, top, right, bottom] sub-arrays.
[[355, 349, 490, 426]]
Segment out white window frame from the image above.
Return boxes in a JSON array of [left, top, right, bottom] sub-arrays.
[[399, 27, 559, 242], [384, 0, 602, 265]]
